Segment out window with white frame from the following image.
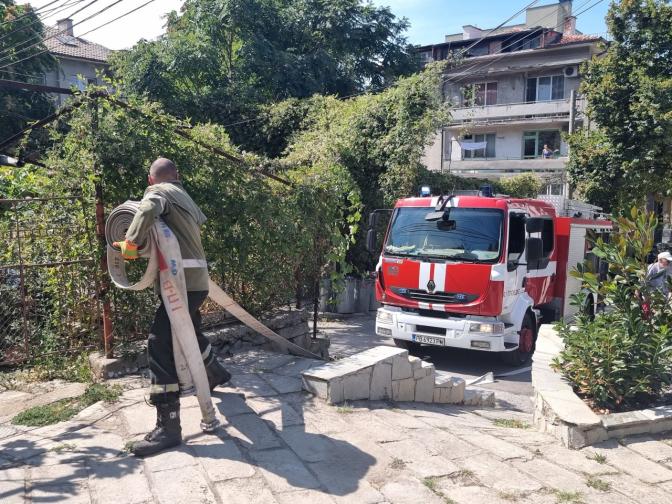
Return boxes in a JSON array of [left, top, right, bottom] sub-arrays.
[[523, 130, 561, 158], [462, 133, 496, 159], [462, 82, 497, 106], [526, 75, 564, 102]]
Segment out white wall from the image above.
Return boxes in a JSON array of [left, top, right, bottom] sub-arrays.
[[45, 57, 108, 103], [445, 123, 569, 162]]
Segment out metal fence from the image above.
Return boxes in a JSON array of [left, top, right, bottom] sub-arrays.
[[0, 196, 100, 366]]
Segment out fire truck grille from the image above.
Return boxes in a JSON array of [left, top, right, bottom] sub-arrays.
[[392, 287, 477, 305]]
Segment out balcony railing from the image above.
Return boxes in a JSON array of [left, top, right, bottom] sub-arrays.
[[449, 98, 584, 125], [442, 156, 568, 177]]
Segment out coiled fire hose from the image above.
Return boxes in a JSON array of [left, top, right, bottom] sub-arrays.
[[105, 202, 324, 432]]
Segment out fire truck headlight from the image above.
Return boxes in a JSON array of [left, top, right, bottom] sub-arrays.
[[377, 310, 394, 324], [469, 322, 504, 334]]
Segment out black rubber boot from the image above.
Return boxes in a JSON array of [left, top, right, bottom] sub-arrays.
[[204, 354, 231, 391], [131, 401, 182, 458]]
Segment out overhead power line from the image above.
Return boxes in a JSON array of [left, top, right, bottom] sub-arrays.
[[0, 0, 156, 71], [0, 0, 104, 62], [443, 0, 607, 88], [0, 0, 63, 29], [0, 0, 88, 45]]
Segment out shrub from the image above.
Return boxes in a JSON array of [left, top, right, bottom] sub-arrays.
[[498, 173, 544, 198], [553, 208, 672, 411]]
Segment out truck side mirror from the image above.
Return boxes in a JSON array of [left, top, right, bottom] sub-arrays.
[[526, 217, 546, 233], [368, 212, 380, 227], [366, 228, 377, 253], [526, 237, 543, 269]]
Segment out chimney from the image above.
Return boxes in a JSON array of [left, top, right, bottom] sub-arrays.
[[563, 15, 576, 35], [462, 25, 483, 41], [57, 18, 74, 36]]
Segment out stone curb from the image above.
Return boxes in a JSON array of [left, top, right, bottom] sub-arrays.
[[301, 345, 495, 407], [532, 324, 672, 449]]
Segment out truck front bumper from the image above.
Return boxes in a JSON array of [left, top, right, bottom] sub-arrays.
[[375, 306, 517, 352]]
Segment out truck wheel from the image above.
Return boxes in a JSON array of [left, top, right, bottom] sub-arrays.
[[394, 339, 421, 354], [501, 313, 536, 366]]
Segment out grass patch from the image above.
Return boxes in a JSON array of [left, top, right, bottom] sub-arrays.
[[422, 478, 456, 503], [389, 457, 406, 470], [336, 402, 354, 414], [585, 476, 610, 492], [498, 490, 523, 501], [586, 452, 607, 464], [492, 418, 530, 429], [554, 490, 584, 504], [11, 384, 122, 427], [423, 477, 439, 491], [49, 442, 77, 454]]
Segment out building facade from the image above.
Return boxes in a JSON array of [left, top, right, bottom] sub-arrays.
[[418, 1, 603, 196], [43, 19, 111, 104]]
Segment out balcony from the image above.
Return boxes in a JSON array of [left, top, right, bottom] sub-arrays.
[[449, 99, 584, 126], [441, 157, 568, 178]]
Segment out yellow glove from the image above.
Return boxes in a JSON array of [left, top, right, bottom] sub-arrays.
[[112, 239, 139, 260]]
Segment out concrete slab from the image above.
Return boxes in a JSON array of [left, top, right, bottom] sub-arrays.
[[0, 467, 26, 504], [87, 457, 152, 504], [369, 362, 392, 401], [342, 368, 372, 401], [392, 378, 415, 402], [592, 439, 672, 484], [151, 464, 217, 504], [213, 476, 278, 504], [189, 434, 255, 482], [249, 448, 321, 493], [225, 413, 283, 451]]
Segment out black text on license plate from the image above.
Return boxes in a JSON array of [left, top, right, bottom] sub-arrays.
[[412, 334, 445, 346]]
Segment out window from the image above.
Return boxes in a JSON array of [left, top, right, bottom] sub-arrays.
[[69, 75, 86, 91], [541, 219, 554, 257], [526, 75, 564, 102], [523, 130, 561, 158], [87, 77, 98, 85], [527, 218, 554, 270], [463, 82, 497, 106], [509, 35, 542, 52], [463, 133, 496, 159], [469, 44, 489, 57], [507, 213, 526, 267], [384, 207, 504, 262]]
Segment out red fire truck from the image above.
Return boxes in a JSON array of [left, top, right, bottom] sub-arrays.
[[370, 192, 611, 365]]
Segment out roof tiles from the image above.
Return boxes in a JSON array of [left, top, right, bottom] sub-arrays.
[[43, 27, 111, 63]]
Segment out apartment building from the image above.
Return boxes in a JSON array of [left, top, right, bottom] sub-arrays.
[[418, 0, 604, 196]]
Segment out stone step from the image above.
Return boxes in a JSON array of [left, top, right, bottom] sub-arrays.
[[301, 345, 494, 407]]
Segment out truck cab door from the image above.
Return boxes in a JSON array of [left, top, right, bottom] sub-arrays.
[[503, 212, 527, 315]]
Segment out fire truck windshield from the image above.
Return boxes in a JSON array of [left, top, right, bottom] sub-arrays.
[[384, 207, 503, 262]]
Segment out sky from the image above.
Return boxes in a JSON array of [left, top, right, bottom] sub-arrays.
[[19, 0, 612, 51]]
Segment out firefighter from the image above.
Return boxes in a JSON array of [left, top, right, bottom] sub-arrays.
[[113, 157, 231, 457]]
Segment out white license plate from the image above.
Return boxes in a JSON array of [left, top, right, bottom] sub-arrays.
[[412, 334, 446, 346]]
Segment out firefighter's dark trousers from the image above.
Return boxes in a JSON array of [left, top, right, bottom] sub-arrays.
[[147, 290, 211, 405]]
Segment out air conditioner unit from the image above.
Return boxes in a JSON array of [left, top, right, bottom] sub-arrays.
[[564, 66, 579, 78]]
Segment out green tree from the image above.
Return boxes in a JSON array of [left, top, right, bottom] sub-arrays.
[[566, 0, 672, 211], [0, 1, 57, 142], [498, 173, 543, 199], [110, 0, 419, 147], [284, 61, 451, 270]]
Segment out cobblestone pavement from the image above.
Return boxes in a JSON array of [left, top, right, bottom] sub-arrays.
[[1, 349, 672, 504]]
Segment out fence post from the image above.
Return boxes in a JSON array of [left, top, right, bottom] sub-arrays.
[[12, 202, 30, 360], [91, 100, 114, 358]]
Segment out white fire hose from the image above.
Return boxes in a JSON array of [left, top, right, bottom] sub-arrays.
[[105, 201, 323, 432]]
